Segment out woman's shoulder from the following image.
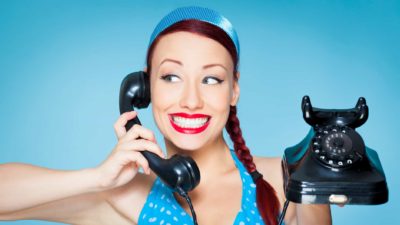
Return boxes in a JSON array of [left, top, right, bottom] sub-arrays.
[[103, 173, 157, 224], [253, 155, 283, 180], [253, 155, 282, 168], [252, 155, 298, 225], [253, 155, 286, 207]]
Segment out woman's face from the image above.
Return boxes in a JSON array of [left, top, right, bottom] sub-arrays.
[[149, 31, 240, 151]]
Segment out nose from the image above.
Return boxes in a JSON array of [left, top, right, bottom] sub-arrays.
[[179, 81, 204, 110]]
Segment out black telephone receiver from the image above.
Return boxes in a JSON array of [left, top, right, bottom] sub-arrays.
[[282, 96, 388, 205], [119, 71, 201, 194]]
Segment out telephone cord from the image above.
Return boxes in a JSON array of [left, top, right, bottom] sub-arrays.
[[278, 200, 290, 225], [177, 187, 288, 225], [177, 187, 199, 225]]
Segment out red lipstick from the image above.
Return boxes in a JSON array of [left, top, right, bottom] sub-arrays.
[[169, 113, 211, 134]]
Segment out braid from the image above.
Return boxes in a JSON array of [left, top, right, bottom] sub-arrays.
[[225, 106, 280, 225], [225, 106, 256, 172]]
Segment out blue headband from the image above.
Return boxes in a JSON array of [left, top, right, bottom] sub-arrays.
[[148, 6, 240, 57]]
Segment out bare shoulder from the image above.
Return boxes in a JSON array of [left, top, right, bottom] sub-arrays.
[[253, 156, 299, 224], [103, 173, 156, 224], [253, 156, 283, 184], [253, 156, 285, 206], [253, 156, 282, 172]]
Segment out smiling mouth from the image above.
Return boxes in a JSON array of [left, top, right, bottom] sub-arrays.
[[169, 113, 211, 134]]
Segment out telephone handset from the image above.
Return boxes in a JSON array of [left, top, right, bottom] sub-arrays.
[[282, 96, 388, 205], [119, 71, 201, 194]]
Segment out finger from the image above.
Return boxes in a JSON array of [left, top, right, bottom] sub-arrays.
[[114, 111, 138, 140], [118, 139, 165, 159], [123, 124, 158, 144], [118, 150, 150, 174], [118, 139, 165, 158]]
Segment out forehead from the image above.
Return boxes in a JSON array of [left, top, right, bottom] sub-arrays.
[[151, 31, 234, 70]]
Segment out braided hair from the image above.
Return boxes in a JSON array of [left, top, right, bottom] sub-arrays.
[[226, 106, 280, 225]]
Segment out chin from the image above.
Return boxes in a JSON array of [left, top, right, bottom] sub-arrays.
[[170, 136, 208, 152], [164, 132, 212, 152]]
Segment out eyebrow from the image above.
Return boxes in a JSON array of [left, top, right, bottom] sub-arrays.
[[159, 58, 228, 72]]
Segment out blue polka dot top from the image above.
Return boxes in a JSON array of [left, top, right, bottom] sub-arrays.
[[138, 149, 266, 225]]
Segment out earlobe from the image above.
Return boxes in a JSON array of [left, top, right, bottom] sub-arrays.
[[231, 72, 240, 106], [235, 71, 240, 80], [231, 88, 240, 106]]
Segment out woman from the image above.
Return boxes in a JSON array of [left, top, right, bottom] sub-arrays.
[[0, 6, 331, 225]]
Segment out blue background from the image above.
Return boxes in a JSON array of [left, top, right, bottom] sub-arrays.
[[0, 0, 399, 224]]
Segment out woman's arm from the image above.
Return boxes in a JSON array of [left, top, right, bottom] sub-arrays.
[[0, 172, 141, 225], [294, 203, 332, 225], [0, 163, 148, 225], [0, 163, 110, 224], [0, 112, 164, 223], [0, 163, 100, 214]]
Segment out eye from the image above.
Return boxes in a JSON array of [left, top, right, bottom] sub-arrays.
[[160, 74, 181, 83], [202, 76, 224, 85]]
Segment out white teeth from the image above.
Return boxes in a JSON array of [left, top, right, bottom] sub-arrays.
[[172, 116, 209, 128]]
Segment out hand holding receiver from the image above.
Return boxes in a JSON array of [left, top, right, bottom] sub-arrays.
[[119, 71, 200, 225], [94, 111, 165, 191], [119, 71, 200, 193]]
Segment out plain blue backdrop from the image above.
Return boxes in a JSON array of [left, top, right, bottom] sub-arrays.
[[0, 0, 399, 224]]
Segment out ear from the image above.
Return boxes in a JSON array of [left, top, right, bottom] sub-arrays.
[[143, 67, 148, 73], [230, 72, 240, 106]]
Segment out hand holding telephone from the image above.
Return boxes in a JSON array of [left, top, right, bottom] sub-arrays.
[[118, 71, 201, 194], [282, 96, 388, 205]]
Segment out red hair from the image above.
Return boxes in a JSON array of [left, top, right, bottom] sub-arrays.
[[146, 19, 280, 225]]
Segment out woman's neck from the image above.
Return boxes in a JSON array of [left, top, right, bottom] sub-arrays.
[[164, 135, 235, 181]]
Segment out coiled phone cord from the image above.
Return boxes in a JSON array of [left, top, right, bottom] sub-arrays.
[[177, 187, 199, 225]]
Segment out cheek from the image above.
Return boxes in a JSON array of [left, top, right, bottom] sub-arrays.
[[202, 85, 232, 109], [201, 86, 232, 125], [150, 81, 164, 119], [151, 80, 179, 107], [150, 81, 181, 130]]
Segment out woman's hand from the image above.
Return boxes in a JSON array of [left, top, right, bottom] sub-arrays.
[[94, 111, 165, 191], [293, 203, 332, 225]]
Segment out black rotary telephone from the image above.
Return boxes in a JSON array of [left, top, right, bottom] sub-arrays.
[[119, 71, 201, 194], [282, 96, 388, 205]]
